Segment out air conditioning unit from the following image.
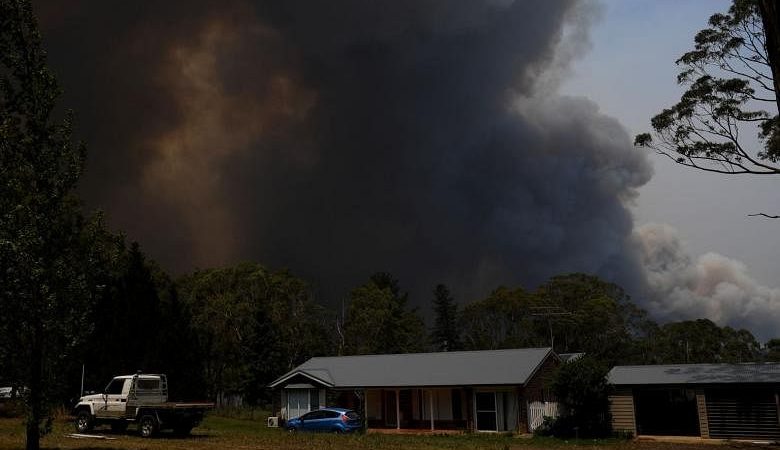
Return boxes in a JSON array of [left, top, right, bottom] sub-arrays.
[[267, 416, 279, 428]]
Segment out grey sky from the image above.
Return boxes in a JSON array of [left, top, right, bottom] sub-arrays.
[[561, 0, 780, 287]]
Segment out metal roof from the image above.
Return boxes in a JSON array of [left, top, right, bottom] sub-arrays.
[[270, 347, 554, 388], [609, 363, 780, 385]]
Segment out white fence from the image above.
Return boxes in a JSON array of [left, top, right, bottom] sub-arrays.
[[527, 401, 559, 431]]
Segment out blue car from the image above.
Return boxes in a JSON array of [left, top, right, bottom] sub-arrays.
[[286, 407, 362, 433]]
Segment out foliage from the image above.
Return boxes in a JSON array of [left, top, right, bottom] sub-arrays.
[[766, 338, 780, 360], [430, 284, 462, 351], [459, 274, 653, 365], [343, 273, 426, 355], [0, 1, 112, 448], [459, 286, 541, 350], [642, 319, 761, 364], [177, 263, 331, 405], [546, 356, 611, 438], [635, 0, 780, 175], [535, 274, 654, 365], [69, 240, 205, 401]]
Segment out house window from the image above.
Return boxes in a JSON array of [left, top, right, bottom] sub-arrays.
[[475, 392, 497, 431]]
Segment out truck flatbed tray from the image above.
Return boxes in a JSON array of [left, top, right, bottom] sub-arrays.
[[136, 402, 215, 409]]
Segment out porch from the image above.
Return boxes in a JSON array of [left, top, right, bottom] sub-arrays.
[[359, 387, 524, 432]]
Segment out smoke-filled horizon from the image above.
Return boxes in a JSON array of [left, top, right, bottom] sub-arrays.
[[34, 0, 780, 340]]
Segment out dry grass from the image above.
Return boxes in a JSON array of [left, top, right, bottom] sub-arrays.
[[0, 415, 758, 450]]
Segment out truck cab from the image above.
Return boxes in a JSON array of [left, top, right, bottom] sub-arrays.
[[78, 375, 166, 419]]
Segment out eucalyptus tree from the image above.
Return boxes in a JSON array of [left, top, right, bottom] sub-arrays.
[[343, 273, 426, 355], [635, 0, 780, 184]]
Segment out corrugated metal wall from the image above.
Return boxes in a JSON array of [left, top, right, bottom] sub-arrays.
[[706, 388, 780, 440], [609, 388, 636, 435]]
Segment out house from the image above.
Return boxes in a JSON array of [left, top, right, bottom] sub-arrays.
[[269, 347, 560, 433], [608, 363, 780, 440]]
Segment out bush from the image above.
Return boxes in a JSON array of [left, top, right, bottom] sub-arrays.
[[547, 356, 611, 438]]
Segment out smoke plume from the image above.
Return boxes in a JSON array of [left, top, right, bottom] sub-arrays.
[[35, 0, 657, 303], [40, 0, 780, 339], [636, 223, 780, 340]]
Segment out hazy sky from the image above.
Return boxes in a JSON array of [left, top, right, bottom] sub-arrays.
[[562, 0, 780, 287]]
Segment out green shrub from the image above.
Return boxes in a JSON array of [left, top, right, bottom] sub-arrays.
[[547, 356, 611, 438]]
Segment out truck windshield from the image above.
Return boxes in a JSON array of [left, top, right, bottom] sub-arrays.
[[105, 379, 125, 395]]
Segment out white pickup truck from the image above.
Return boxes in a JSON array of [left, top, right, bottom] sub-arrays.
[[71, 373, 213, 437]]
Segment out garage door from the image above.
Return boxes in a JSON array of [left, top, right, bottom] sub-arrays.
[[706, 388, 780, 440]]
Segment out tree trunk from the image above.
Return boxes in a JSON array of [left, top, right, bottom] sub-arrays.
[[25, 323, 43, 450], [759, 0, 780, 110]]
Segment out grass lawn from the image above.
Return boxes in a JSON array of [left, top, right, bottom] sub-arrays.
[[0, 415, 748, 450]]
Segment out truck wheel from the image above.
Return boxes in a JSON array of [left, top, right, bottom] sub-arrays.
[[75, 410, 94, 433], [138, 414, 158, 438], [111, 421, 128, 433]]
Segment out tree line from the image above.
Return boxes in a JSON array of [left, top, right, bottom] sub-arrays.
[[31, 246, 776, 409]]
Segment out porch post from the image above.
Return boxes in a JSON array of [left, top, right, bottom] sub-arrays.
[[395, 389, 400, 430], [429, 389, 434, 431]]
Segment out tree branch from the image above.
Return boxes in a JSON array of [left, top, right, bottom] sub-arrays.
[[747, 213, 780, 218]]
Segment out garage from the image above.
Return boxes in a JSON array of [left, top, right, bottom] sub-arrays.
[[609, 362, 780, 440]]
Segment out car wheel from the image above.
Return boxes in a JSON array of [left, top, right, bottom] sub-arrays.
[[75, 410, 94, 433], [138, 414, 158, 438], [332, 428, 342, 434]]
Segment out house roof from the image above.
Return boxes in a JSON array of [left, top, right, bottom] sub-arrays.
[[609, 363, 780, 385], [270, 347, 555, 389]]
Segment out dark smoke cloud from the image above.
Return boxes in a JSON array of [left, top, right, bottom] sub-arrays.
[[35, 0, 654, 304]]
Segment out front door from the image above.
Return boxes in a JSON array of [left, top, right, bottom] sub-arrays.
[[475, 392, 497, 431], [287, 389, 310, 420], [385, 390, 398, 427]]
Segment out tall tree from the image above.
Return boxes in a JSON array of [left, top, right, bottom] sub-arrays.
[[178, 263, 330, 405], [635, 0, 780, 181], [343, 273, 426, 355], [430, 284, 461, 351], [535, 274, 652, 364], [646, 319, 761, 364], [0, 1, 107, 448], [459, 286, 540, 350]]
